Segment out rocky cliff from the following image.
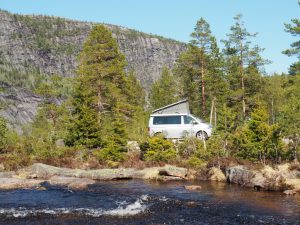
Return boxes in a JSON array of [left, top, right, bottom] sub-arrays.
[[0, 9, 186, 88], [0, 9, 186, 130]]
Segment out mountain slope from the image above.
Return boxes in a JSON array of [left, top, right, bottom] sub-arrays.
[[0, 10, 186, 130], [0, 10, 186, 89]]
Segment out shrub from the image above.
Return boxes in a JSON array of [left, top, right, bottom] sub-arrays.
[[140, 136, 176, 163]]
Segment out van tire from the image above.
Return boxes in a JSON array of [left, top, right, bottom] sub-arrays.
[[196, 131, 208, 140]]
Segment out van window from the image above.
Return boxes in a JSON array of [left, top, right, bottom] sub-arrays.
[[153, 116, 181, 125], [184, 115, 198, 124]]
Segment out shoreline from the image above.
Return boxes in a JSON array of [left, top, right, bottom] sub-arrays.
[[0, 162, 300, 195]]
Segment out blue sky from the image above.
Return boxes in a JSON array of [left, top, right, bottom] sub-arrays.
[[0, 0, 299, 74]]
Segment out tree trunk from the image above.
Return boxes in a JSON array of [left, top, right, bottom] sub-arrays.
[[214, 102, 217, 127], [201, 62, 206, 117], [240, 42, 246, 119], [271, 98, 275, 124], [209, 97, 214, 125]]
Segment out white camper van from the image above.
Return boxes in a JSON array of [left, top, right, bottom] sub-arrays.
[[148, 100, 212, 140]]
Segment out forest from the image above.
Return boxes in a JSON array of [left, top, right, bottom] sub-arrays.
[[0, 12, 299, 171]]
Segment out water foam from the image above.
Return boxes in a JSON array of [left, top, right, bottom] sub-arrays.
[[0, 195, 149, 218]]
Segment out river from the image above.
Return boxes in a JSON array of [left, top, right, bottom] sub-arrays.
[[0, 180, 299, 224]]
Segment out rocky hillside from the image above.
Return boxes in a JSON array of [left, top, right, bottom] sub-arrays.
[[0, 10, 186, 130], [0, 9, 186, 89]]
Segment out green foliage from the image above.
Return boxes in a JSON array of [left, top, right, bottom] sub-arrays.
[[14, 14, 79, 55], [149, 66, 179, 110], [0, 65, 47, 91], [0, 117, 8, 150], [222, 14, 269, 121], [278, 75, 300, 160], [231, 105, 283, 162], [140, 136, 177, 163], [282, 2, 300, 75]]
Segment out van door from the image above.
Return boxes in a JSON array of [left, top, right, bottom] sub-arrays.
[[163, 115, 182, 138], [182, 115, 198, 137]]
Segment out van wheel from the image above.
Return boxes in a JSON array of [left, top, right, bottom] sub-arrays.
[[196, 131, 208, 140]]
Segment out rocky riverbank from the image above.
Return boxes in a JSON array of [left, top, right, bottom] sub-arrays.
[[0, 163, 188, 190], [225, 163, 300, 195], [1, 162, 300, 195]]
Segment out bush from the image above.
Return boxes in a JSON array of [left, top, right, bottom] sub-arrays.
[[93, 143, 126, 164], [140, 136, 176, 163]]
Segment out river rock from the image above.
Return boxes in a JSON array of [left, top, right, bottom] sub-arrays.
[[226, 165, 254, 186], [0, 171, 16, 178], [158, 165, 187, 178], [49, 176, 95, 189], [283, 189, 300, 195], [226, 165, 296, 191], [208, 167, 226, 182], [18, 163, 188, 181], [184, 185, 202, 191], [0, 178, 44, 190]]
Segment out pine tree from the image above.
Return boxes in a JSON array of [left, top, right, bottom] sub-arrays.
[[66, 25, 130, 149], [190, 18, 213, 116], [222, 14, 268, 120], [282, 2, 300, 75], [174, 18, 226, 121]]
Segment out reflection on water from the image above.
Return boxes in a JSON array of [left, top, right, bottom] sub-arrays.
[[0, 180, 300, 225]]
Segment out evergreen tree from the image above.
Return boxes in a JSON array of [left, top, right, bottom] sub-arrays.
[[149, 66, 179, 109], [279, 75, 300, 161], [190, 18, 213, 116], [66, 25, 130, 149], [174, 18, 226, 122], [282, 2, 300, 75], [232, 104, 282, 163], [222, 14, 268, 120]]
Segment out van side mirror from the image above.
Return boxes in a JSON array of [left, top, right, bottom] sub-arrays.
[[192, 121, 198, 125]]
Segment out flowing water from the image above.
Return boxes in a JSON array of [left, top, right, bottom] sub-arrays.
[[0, 180, 300, 224]]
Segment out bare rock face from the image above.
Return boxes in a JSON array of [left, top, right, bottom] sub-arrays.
[[0, 10, 186, 89], [0, 81, 42, 131]]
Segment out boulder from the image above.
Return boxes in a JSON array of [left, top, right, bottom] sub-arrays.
[[226, 164, 295, 192], [184, 185, 202, 191], [158, 165, 187, 178], [208, 167, 226, 182], [127, 141, 141, 153], [0, 178, 44, 190], [226, 165, 254, 186], [49, 176, 95, 189], [0, 171, 16, 178], [284, 189, 300, 195]]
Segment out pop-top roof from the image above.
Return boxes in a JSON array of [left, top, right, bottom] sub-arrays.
[[151, 99, 190, 114]]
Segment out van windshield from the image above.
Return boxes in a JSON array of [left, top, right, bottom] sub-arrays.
[[191, 114, 202, 122]]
